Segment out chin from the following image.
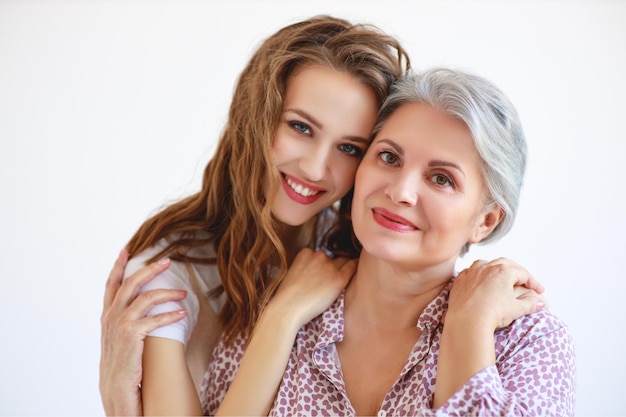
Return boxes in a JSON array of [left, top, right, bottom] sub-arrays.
[[272, 210, 313, 227], [361, 241, 410, 263]]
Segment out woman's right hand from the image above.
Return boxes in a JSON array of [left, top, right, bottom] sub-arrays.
[[268, 248, 357, 330], [99, 249, 187, 416]]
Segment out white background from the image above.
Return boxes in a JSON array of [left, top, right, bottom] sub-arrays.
[[1, 0, 624, 415]]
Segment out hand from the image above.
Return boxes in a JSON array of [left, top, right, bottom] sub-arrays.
[[267, 248, 356, 329], [99, 249, 187, 416], [446, 258, 545, 332]]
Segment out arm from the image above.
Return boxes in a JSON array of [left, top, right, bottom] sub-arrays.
[[432, 259, 575, 416], [434, 315, 575, 416], [215, 249, 356, 416], [99, 249, 187, 416], [434, 258, 544, 407], [142, 337, 202, 416]]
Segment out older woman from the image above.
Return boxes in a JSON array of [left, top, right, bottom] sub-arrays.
[[205, 68, 576, 416]]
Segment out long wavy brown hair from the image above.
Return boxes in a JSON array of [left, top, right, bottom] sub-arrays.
[[125, 15, 410, 342]]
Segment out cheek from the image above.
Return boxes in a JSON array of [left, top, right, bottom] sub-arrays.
[[269, 137, 286, 164], [271, 127, 297, 163], [429, 201, 479, 239], [352, 167, 368, 199], [331, 157, 359, 193]]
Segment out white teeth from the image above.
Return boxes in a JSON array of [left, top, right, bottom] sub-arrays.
[[286, 177, 319, 197]]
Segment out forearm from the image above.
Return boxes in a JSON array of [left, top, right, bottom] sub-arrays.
[[142, 337, 202, 416], [216, 303, 302, 416], [100, 384, 142, 416], [431, 315, 576, 416], [433, 317, 495, 408]]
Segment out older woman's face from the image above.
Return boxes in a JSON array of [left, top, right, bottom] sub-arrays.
[[352, 102, 502, 270]]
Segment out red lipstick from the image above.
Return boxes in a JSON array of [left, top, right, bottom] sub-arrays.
[[280, 173, 326, 205]]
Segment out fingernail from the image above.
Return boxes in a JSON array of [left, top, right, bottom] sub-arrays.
[[158, 258, 170, 266], [537, 300, 545, 310]]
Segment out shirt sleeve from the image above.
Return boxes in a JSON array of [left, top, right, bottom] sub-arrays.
[[423, 310, 576, 417], [124, 246, 199, 345], [140, 264, 199, 344]]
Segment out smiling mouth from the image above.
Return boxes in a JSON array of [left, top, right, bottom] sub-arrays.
[[284, 175, 321, 197], [372, 208, 419, 232]]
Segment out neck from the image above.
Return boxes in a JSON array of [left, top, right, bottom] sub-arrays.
[[344, 250, 455, 332], [275, 220, 313, 266]]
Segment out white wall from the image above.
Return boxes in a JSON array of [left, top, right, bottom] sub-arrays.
[[1, 0, 624, 415]]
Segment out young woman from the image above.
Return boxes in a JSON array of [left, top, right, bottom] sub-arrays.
[[203, 68, 575, 416], [99, 15, 410, 416]]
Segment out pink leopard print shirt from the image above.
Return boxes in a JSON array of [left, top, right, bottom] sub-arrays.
[[201, 282, 576, 416]]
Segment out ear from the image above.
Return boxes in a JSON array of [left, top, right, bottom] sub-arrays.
[[468, 204, 505, 244]]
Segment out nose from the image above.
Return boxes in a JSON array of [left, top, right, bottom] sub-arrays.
[[384, 174, 418, 206], [299, 143, 331, 182]]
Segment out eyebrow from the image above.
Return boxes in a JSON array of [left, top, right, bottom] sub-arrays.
[[285, 108, 323, 130], [285, 108, 371, 147], [378, 139, 465, 176], [428, 160, 465, 176], [378, 138, 404, 155]]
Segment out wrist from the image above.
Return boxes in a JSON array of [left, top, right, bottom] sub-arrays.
[[442, 312, 496, 357], [260, 301, 306, 334], [444, 307, 498, 335], [101, 385, 142, 416], [262, 296, 313, 332]]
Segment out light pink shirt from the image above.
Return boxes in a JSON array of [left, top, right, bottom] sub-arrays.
[[201, 281, 576, 416]]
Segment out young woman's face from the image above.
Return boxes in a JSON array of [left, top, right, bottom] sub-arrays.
[[352, 102, 502, 270], [270, 65, 378, 226]]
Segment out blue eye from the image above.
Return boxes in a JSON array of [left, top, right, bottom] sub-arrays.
[[339, 144, 363, 157], [289, 121, 311, 135], [379, 151, 399, 166]]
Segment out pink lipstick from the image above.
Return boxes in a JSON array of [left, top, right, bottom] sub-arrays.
[[372, 207, 418, 232]]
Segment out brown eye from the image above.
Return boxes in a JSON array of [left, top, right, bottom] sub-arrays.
[[432, 174, 453, 186], [380, 151, 399, 166]]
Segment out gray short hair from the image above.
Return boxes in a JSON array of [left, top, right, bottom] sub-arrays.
[[373, 68, 527, 253]]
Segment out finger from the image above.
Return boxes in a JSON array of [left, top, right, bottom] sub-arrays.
[[483, 258, 544, 292], [523, 275, 545, 293], [294, 247, 315, 262], [512, 286, 536, 299], [125, 288, 188, 320], [496, 296, 545, 329], [103, 249, 129, 311], [485, 257, 520, 267], [468, 259, 488, 269], [337, 258, 357, 279], [112, 258, 171, 312], [517, 290, 549, 310], [331, 255, 352, 269], [135, 309, 187, 335], [516, 295, 545, 316], [504, 264, 544, 293], [478, 260, 537, 290]]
